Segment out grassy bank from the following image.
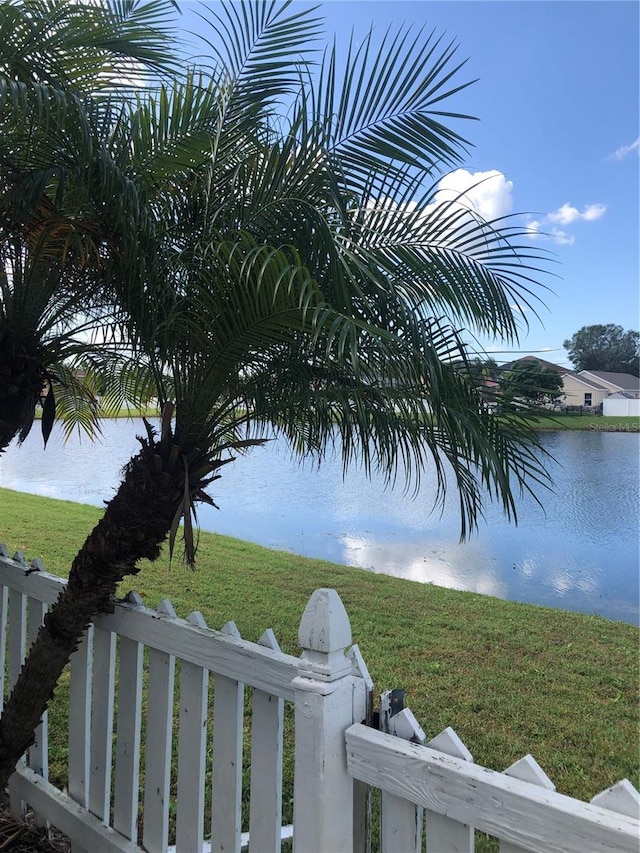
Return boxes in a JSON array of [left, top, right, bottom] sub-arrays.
[[35, 405, 160, 421], [530, 414, 640, 431], [37, 409, 640, 432], [2, 488, 638, 803]]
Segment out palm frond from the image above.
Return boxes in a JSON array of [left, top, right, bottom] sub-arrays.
[[193, 0, 323, 112], [0, 0, 180, 92], [230, 314, 551, 537], [303, 22, 476, 198], [330, 172, 554, 343]]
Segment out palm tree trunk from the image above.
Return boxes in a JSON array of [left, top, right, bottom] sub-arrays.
[[0, 352, 47, 453], [0, 429, 185, 790]]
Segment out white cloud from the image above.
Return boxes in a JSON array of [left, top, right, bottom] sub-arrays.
[[526, 220, 573, 245], [526, 201, 605, 245], [608, 137, 640, 161], [581, 203, 607, 221], [433, 169, 514, 220], [547, 202, 606, 225], [548, 228, 575, 246], [358, 168, 515, 243]]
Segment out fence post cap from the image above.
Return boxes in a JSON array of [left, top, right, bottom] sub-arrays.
[[298, 588, 352, 680]]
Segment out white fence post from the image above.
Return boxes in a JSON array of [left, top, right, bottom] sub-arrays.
[[293, 588, 356, 853]]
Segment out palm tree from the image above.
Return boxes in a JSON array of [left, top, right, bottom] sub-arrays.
[[0, 0, 552, 788], [0, 0, 183, 450]]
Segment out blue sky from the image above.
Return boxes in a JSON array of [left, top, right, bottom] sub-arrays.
[[179, 1, 639, 368]]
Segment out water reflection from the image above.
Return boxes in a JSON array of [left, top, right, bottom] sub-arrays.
[[0, 420, 638, 624], [341, 534, 507, 597]]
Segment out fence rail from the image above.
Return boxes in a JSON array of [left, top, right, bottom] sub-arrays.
[[1, 545, 638, 853], [346, 720, 639, 853]]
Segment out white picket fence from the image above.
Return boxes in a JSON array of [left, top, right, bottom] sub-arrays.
[[0, 545, 638, 853]]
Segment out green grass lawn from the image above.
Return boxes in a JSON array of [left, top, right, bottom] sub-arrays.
[[34, 404, 160, 421], [529, 414, 640, 431]]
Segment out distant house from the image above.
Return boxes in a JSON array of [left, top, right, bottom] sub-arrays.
[[560, 370, 640, 411], [488, 355, 640, 415], [493, 357, 640, 413], [497, 356, 568, 408], [578, 371, 640, 398], [561, 372, 610, 409]]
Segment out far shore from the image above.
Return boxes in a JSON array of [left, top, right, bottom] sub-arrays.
[[36, 409, 640, 432], [530, 413, 640, 431]]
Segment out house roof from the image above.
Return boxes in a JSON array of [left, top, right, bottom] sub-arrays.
[[564, 374, 609, 391], [580, 371, 640, 392], [500, 355, 570, 374]]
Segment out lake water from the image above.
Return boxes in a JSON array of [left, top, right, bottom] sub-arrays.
[[0, 420, 638, 624]]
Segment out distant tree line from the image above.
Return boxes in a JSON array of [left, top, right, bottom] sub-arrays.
[[564, 324, 639, 377]]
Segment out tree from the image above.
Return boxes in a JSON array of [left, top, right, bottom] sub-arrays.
[[499, 361, 564, 406], [564, 324, 640, 376], [0, 0, 182, 451], [458, 357, 501, 406], [0, 0, 553, 787]]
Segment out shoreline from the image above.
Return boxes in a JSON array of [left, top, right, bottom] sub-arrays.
[[527, 415, 640, 432], [35, 410, 640, 432]]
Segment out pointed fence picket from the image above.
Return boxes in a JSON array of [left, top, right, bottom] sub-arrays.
[[378, 695, 426, 853], [0, 545, 638, 853], [175, 610, 209, 853], [425, 726, 474, 852], [143, 600, 177, 853], [211, 620, 245, 853], [69, 626, 93, 813], [248, 629, 284, 853], [27, 584, 49, 790], [499, 754, 557, 853], [113, 592, 144, 843], [7, 552, 27, 819], [90, 625, 117, 825]]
